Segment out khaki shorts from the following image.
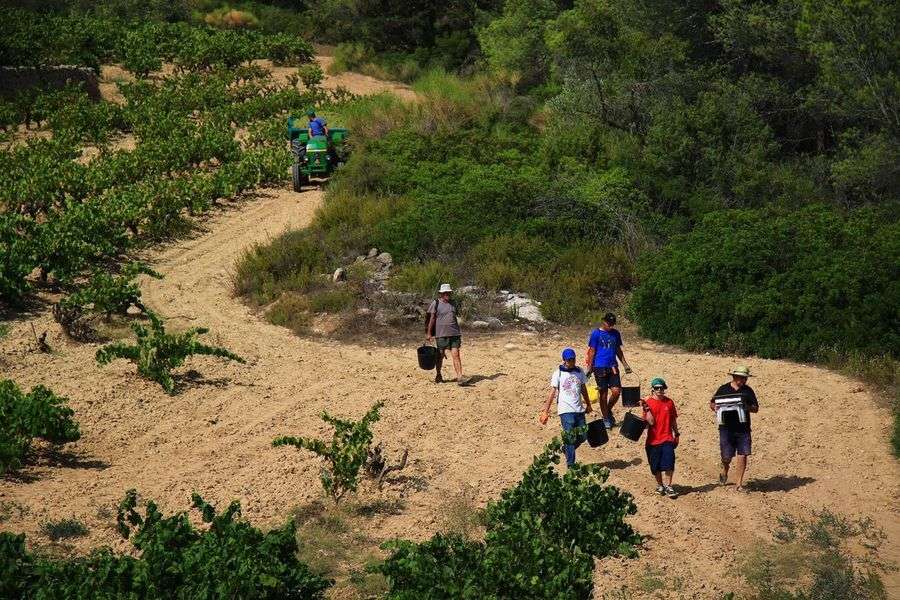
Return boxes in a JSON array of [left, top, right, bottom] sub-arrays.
[[436, 335, 461, 350]]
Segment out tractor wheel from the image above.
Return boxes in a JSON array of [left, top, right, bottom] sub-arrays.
[[292, 163, 303, 192]]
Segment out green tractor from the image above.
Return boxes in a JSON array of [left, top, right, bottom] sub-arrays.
[[287, 115, 349, 192]]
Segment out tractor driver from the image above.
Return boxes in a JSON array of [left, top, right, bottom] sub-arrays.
[[306, 109, 329, 139]]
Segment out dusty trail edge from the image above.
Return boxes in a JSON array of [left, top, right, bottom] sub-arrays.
[[1, 58, 898, 598]]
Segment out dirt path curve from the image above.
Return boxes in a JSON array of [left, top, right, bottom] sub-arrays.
[[1, 60, 898, 598]]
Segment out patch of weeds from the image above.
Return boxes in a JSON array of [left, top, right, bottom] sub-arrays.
[[0, 322, 10, 339], [95, 504, 113, 521], [0, 500, 28, 523], [637, 566, 666, 593], [388, 261, 457, 296], [307, 287, 356, 313], [436, 486, 484, 540], [741, 510, 889, 600], [266, 293, 312, 334], [40, 517, 89, 542], [351, 497, 405, 518]]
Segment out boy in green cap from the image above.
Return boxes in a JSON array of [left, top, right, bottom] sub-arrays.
[[641, 377, 679, 498]]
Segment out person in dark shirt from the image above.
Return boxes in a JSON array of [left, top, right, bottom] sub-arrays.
[[710, 366, 758, 492]]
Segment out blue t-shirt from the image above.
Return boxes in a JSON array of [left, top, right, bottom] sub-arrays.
[[308, 117, 326, 136], [588, 328, 623, 368]]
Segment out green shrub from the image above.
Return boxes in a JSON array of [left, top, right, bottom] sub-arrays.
[[96, 312, 244, 394], [0, 380, 81, 475], [40, 518, 89, 542], [742, 511, 887, 600], [1, 491, 331, 598], [266, 293, 312, 334], [631, 205, 900, 361], [378, 438, 640, 599], [389, 261, 457, 296], [308, 287, 356, 313], [273, 401, 383, 503]]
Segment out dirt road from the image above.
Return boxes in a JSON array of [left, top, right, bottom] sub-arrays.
[[1, 60, 898, 599]]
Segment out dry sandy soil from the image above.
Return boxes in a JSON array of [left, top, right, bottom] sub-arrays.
[[1, 60, 898, 599]]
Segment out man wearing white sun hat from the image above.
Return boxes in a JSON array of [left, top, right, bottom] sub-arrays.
[[427, 283, 466, 385]]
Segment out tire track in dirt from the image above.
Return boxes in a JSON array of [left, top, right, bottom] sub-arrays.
[[1, 63, 897, 598]]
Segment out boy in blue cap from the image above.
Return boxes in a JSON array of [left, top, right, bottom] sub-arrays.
[[540, 348, 593, 467]]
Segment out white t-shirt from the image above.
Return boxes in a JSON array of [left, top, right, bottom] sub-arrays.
[[550, 367, 588, 415]]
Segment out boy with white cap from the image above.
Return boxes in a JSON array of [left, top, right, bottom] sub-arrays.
[[540, 348, 593, 467], [427, 283, 465, 385]]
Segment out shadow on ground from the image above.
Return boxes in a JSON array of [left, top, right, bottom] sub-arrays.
[[596, 457, 642, 470], [745, 474, 815, 492]]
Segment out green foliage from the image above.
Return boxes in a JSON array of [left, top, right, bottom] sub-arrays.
[[59, 262, 162, 321], [40, 518, 89, 542], [378, 438, 640, 599], [478, 0, 556, 87], [630, 205, 900, 361], [96, 311, 245, 394], [273, 401, 383, 503], [743, 511, 887, 600], [2, 491, 331, 598], [297, 63, 325, 88], [0, 379, 81, 475]]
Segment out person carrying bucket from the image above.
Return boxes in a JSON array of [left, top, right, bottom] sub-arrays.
[[426, 284, 466, 385], [710, 366, 759, 492], [539, 348, 593, 468], [641, 377, 680, 498], [585, 312, 632, 429]]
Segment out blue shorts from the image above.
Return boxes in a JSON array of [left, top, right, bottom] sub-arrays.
[[592, 367, 621, 390], [719, 428, 752, 459], [646, 442, 676, 473]]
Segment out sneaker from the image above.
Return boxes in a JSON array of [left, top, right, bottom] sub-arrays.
[[656, 485, 666, 495], [607, 414, 617, 427], [664, 486, 678, 498], [434, 373, 443, 384], [603, 417, 614, 430]]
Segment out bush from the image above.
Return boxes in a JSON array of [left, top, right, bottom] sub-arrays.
[[630, 205, 900, 361], [389, 261, 457, 296], [40, 518, 89, 542], [2, 491, 331, 598], [273, 401, 384, 503], [96, 311, 244, 394], [0, 380, 81, 475], [742, 511, 887, 600], [378, 438, 640, 599]]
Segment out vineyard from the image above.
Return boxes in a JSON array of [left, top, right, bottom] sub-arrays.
[[0, 26, 334, 307]]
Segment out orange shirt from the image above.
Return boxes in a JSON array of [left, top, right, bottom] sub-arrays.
[[643, 395, 677, 446]]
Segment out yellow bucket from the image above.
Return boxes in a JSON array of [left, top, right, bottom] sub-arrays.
[[587, 384, 600, 404]]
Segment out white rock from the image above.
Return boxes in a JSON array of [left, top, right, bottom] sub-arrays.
[[356, 307, 373, 316], [504, 294, 547, 323], [470, 320, 490, 329], [332, 267, 346, 283], [486, 317, 502, 329], [504, 343, 518, 351], [376, 252, 393, 265], [367, 247, 379, 258]]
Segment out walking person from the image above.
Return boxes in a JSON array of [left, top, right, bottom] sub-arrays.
[[710, 366, 759, 492], [426, 284, 466, 385], [540, 348, 593, 468], [641, 378, 679, 498], [585, 312, 632, 429]]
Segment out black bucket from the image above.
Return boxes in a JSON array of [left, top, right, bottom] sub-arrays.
[[619, 412, 647, 442], [587, 419, 609, 447], [417, 345, 437, 370], [621, 385, 641, 408]]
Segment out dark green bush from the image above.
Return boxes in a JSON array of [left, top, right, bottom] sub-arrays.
[[378, 438, 640, 599], [2, 491, 331, 598], [0, 380, 81, 475], [40, 518, 89, 542], [630, 205, 900, 361]]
